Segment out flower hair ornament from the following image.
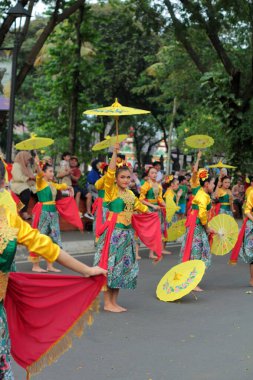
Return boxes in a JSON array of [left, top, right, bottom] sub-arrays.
[[198, 168, 209, 181], [99, 162, 108, 172], [165, 174, 174, 184]]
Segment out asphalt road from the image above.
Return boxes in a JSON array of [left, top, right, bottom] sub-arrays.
[[12, 246, 253, 380]]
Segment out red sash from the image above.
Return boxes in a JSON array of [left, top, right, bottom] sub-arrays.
[[5, 272, 105, 379], [229, 217, 248, 264], [182, 209, 198, 262], [92, 197, 104, 239]]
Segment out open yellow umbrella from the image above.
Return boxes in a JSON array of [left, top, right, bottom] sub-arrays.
[[208, 214, 238, 255], [208, 160, 236, 169], [84, 98, 150, 136], [166, 219, 186, 242], [92, 134, 128, 151], [185, 134, 214, 149], [15, 134, 54, 151], [156, 260, 206, 302]]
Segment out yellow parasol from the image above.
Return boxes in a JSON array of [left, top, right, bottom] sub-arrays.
[[165, 198, 180, 223], [208, 160, 237, 169], [208, 214, 238, 255], [166, 219, 186, 242], [84, 98, 150, 136], [15, 134, 54, 151], [185, 134, 214, 149], [156, 260, 206, 302], [92, 134, 128, 151]]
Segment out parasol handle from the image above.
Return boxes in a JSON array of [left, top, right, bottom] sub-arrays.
[[115, 116, 119, 142]]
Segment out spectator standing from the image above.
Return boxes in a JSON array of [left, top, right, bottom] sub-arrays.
[[87, 159, 102, 199], [57, 152, 72, 186], [11, 151, 35, 220], [153, 161, 163, 184], [232, 177, 245, 218]]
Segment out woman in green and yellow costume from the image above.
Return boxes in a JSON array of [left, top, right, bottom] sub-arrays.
[[163, 175, 181, 226], [214, 175, 234, 216], [180, 169, 215, 291], [29, 157, 73, 272], [93, 143, 149, 313], [0, 160, 107, 379], [139, 167, 168, 258]]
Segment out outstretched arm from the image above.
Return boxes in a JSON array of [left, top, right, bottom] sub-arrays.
[[57, 249, 107, 277]]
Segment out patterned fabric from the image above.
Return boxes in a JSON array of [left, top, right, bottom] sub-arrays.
[[37, 211, 62, 248], [179, 224, 211, 268], [94, 228, 138, 289], [239, 219, 253, 264], [0, 303, 14, 380]]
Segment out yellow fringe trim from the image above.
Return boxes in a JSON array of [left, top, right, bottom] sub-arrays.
[[26, 297, 100, 379]]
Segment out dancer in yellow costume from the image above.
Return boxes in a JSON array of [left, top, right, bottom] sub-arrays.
[[139, 167, 168, 258]]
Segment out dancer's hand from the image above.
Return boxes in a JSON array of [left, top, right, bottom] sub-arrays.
[[206, 227, 216, 235], [153, 205, 160, 211], [113, 142, 120, 153], [88, 266, 107, 277]]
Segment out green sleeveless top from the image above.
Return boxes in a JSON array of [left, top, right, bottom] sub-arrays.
[[108, 198, 132, 229], [37, 186, 57, 212], [0, 239, 17, 273], [218, 193, 230, 210], [146, 188, 158, 204]]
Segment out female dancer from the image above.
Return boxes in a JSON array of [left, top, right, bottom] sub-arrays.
[[180, 169, 215, 291], [230, 185, 253, 285], [0, 160, 106, 380], [163, 175, 181, 226], [214, 175, 234, 216], [30, 157, 73, 272], [139, 167, 168, 258], [93, 143, 149, 313]]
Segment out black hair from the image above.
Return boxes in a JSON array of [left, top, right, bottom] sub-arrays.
[[91, 159, 101, 171], [42, 163, 53, 172], [115, 166, 131, 177], [146, 166, 157, 175], [220, 176, 230, 183], [153, 161, 161, 167], [200, 176, 214, 187], [61, 152, 71, 160], [249, 175, 253, 183], [178, 175, 186, 183]]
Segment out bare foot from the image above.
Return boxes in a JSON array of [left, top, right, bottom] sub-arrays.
[[104, 304, 125, 313], [249, 280, 253, 287], [47, 267, 61, 273], [193, 286, 204, 292], [162, 250, 172, 255], [136, 255, 142, 260], [115, 304, 127, 312], [32, 267, 47, 273], [149, 254, 157, 259]]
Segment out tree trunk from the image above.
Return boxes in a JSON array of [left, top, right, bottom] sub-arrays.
[[69, 6, 84, 153]]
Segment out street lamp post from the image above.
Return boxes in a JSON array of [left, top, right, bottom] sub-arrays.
[[5, 1, 30, 163]]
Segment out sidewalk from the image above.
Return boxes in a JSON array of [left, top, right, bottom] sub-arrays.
[[16, 230, 96, 262]]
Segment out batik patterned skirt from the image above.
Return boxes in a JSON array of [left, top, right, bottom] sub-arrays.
[[37, 211, 62, 247], [240, 219, 253, 264], [0, 303, 14, 380], [179, 224, 211, 268], [93, 228, 138, 289]]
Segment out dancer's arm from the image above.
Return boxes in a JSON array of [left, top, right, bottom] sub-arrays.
[[57, 249, 107, 277], [245, 192, 253, 222]]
